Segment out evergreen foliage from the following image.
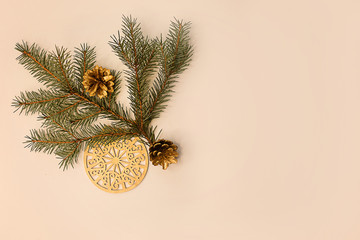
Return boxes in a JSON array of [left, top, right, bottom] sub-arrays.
[[146, 19, 193, 123], [13, 16, 193, 170]]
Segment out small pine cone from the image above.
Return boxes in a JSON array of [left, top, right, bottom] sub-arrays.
[[149, 139, 179, 170], [83, 65, 115, 99]]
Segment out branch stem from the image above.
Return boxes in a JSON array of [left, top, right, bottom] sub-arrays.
[[72, 93, 135, 125]]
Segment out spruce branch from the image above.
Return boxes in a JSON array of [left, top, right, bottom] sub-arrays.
[[51, 46, 74, 91], [109, 15, 159, 129], [14, 42, 134, 127], [74, 43, 96, 93], [146, 19, 193, 123], [25, 129, 78, 153], [12, 89, 72, 115], [26, 123, 136, 169], [49, 118, 78, 140], [82, 124, 137, 147], [72, 92, 134, 127], [57, 143, 82, 169], [15, 42, 70, 90], [107, 69, 122, 107], [43, 100, 82, 120], [14, 16, 193, 170], [14, 41, 137, 169], [70, 109, 102, 127]]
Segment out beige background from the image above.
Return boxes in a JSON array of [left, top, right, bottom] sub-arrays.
[[1, 0, 360, 239]]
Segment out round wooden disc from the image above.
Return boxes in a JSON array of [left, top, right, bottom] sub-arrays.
[[84, 138, 149, 193]]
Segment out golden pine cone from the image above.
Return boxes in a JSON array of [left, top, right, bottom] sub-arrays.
[[149, 139, 179, 170], [83, 65, 115, 99]]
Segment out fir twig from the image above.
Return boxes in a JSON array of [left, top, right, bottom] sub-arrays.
[[74, 44, 96, 93], [14, 16, 193, 169], [146, 19, 193, 123], [52, 46, 74, 91], [109, 15, 159, 129]]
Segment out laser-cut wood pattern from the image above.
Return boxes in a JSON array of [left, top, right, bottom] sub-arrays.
[[84, 138, 148, 193]]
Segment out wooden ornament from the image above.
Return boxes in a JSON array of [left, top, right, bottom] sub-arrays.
[[84, 138, 148, 193]]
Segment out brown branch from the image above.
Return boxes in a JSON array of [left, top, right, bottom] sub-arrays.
[[135, 76, 144, 128], [168, 23, 182, 77], [108, 92, 112, 108], [82, 50, 87, 93], [116, 39, 143, 125], [73, 93, 101, 107], [51, 119, 78, 140], [142, 48, 156, 74], [72, 93, 135, 125], [32, 140, 77, 144], [80, 132, 134, 142], [19, 94, 72, 105], [130, 22, 138, 66], [117, 37, 145, 128], [148, 24, 183, 116], [72, 110, 101, 124], [44, 100, 81, 119], [119, 43, 133, 67], [130, 23, 144, 129], [173, 23, 182, 66], [31, 132, 135, 145], [23, 51, 61, 82], [57, 55, 72, 91], [62, 143, 80, 162], [31, 131, 153, 149], [140, 129, 153, 145], [148, 44, 168, 115]]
